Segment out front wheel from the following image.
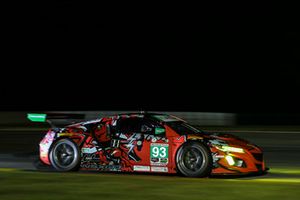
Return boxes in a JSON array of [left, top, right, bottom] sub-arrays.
[[49, 139, 80, 171], [176, 141, 212, 177]]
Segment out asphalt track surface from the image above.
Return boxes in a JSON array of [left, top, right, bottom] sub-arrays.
[[0, 129, 299, 179]]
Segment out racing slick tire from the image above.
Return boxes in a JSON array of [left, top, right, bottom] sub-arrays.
[[176, 141, 212, 177], [49, 138, 80, 171]]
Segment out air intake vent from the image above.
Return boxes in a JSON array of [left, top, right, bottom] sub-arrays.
[[252, 153, 263, 162]]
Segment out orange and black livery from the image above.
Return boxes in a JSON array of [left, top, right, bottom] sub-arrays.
[[33, 113, 267, 177]]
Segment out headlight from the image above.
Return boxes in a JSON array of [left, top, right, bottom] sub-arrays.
[[216, 146, 244, 153], [225, 155, 235, 165]]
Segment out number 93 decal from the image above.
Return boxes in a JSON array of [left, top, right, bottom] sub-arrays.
[[150, 143, 169, 159]]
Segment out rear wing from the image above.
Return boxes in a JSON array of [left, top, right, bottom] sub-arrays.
[[27, 113, 85, 127]]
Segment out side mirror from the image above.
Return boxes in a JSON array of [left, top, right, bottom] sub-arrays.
[[154, 127, 165, 135]]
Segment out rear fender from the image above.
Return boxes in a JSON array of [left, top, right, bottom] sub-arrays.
[[40, 129, 87, 165]]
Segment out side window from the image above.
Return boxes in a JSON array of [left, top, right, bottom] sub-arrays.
[[117, 118, 143, 133], [141, 119, 165, 136], [141, 123, 153, 133], [117, 118, 164, 135]]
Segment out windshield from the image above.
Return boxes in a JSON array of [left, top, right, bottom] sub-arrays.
[[166, 121, 203, 135], [151, 114, 182, 122]]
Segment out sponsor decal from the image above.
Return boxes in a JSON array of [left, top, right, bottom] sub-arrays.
[[151, 166, 168, 172], [151, 138, 157, 143], [174, 135, 186, 143], [80, 163, 99, 169], [145, 134, 168, 143], [133, 165, 150, 172], [80, 163, 121, 171], [82, 147, 97, 154], [81, 153, 100, 161], [150, 143, 169, 166], [215, 155, 224, 158], [155, 127, 165, 135]]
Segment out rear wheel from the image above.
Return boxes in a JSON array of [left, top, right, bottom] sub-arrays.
[[176, 141, 212, 177], [49, 139, 80, 171]]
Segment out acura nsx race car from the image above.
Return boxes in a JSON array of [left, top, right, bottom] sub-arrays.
[[29, 113, 267, 177]]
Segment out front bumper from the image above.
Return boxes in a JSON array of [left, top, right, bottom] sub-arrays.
[[211, 145, 266, 175]]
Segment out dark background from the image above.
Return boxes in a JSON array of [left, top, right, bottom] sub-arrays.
[[1, 2, 299, 114]]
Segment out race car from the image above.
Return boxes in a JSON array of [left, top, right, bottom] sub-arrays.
[[29, 112, 267, 177]]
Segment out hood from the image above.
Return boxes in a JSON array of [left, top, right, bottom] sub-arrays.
[[206, 132, 249, 143], [188, 131, 258, 150]]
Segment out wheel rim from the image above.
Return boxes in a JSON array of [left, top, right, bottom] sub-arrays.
[[180, 146, 206, 172], [53, 143, 76, 169]]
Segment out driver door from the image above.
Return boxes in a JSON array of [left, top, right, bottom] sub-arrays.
[[116, 117, 170, 173]]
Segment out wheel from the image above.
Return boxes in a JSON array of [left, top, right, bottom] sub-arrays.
[[176, 141, 212, 177], [49, 139, 80, 171]]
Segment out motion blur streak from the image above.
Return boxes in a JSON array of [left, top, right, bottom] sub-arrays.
[[254, 179, 300, 183]]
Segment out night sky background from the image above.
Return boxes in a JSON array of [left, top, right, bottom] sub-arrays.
[[1, 2, 299, 113]]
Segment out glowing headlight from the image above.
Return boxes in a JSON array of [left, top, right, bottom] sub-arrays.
[[225, 155, 235, 165], [216, 146, 244, 153]]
